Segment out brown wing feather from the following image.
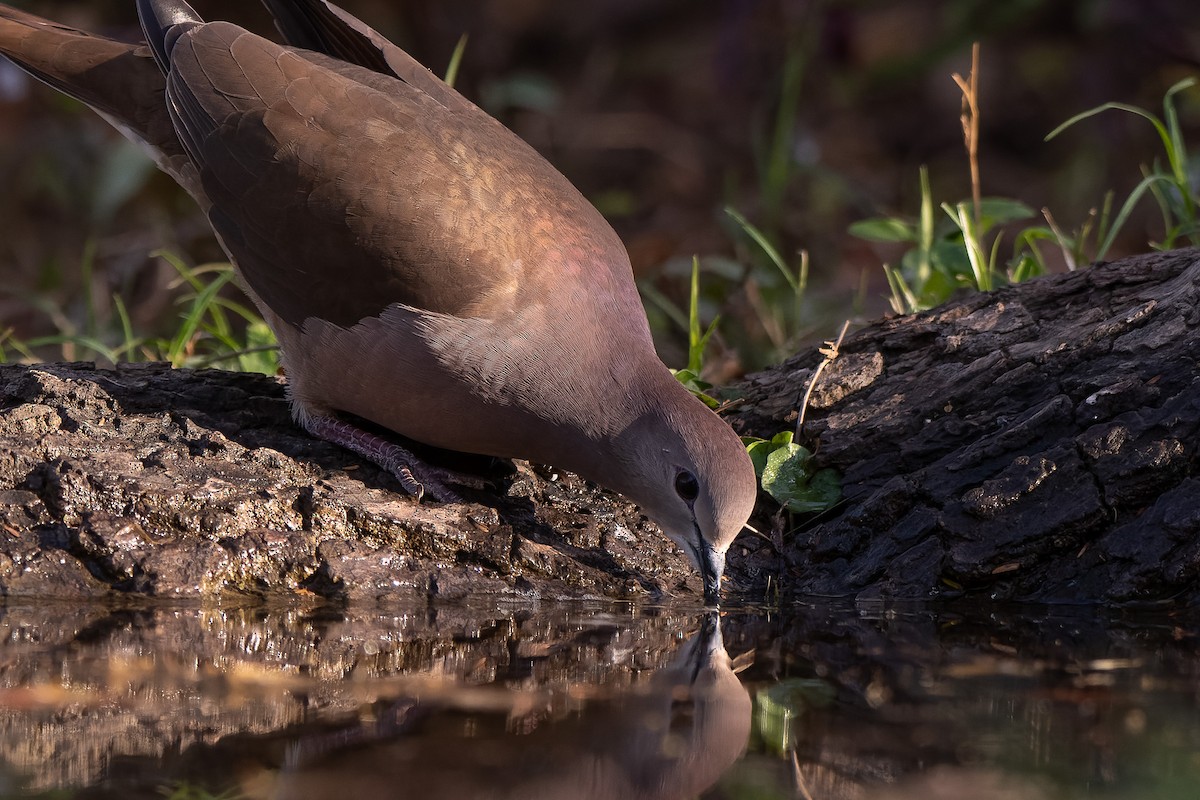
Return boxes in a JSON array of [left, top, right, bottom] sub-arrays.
[[262, 0, 470, 112], [164, 21, 636, 331]]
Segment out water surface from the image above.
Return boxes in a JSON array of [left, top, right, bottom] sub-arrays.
[[0, 600, 1196, 798]]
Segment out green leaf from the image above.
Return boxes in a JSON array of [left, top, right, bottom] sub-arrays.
[[743, 437, 773, 477], [671, 368, 719, 408], [976, 197, 1036, 226], [760, 442, 841, 513], [671, 368, 712, 392], [849, 217, 917, 243], [760, 441, 812, 498], [930, 238, 973, 280], [801, 468, 843, 511], [769, 430, 794, 447]]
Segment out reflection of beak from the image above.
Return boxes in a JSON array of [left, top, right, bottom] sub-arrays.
[[698, 610, 722, 655], [678, 611, 723, 683]]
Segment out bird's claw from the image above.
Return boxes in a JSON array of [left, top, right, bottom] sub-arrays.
[[302, 413, 474, 505], [394, 464, 466, 505]]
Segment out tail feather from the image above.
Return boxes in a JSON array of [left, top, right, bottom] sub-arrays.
[[135, 0, 204, 73], [0, 0, 465, 207], [0, 6, 185, 167]]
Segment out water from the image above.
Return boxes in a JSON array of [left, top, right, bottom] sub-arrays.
[[0, 600, 1196, 798]]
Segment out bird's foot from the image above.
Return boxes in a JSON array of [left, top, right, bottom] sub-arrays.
[[301, 414, 482, 503]]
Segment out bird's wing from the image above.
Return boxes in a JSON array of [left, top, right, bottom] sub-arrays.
[[162, 20, 636, 330], [261, 0, 471, 112]]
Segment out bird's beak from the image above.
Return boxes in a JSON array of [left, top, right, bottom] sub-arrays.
[[700, 545, 726, 606]]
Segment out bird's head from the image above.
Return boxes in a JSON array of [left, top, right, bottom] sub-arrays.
[[609, 385, 758, 604]]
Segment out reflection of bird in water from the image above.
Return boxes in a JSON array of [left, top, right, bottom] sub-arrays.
[[264, 615, 751, 800]]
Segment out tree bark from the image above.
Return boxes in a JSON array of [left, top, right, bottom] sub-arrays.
[[1, 248, 1196, 603], [0, 361, 699, 601], [729, 247, 1200, 604]]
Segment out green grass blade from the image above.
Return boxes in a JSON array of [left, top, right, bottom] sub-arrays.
[[639, 281, 689, 332], [444, 34, 469, 88], [1046, 102, 1170, 149], [1012, 225, 1055, 274], [80, 238, 98, 340], [168, 270, 235, 366], [111, 293, 141, 362], [152, 249, 205, 292], [1144, 166, 1178, 248], [198, 322, 244, 354], [687, 256, 703, 373], [26, 333, 120, 365], [793, 248, 809, 328], [763, 43, 807, 222], [942, 201, 991, 291], [1096, 173, 1172, 260], [209, 296, 267, 326], [1090, 191, 1115, 263], [917, 165, 934, 285], [987, 226, 1005, 282], [882, 264, 919, 315], [725, 206, 799, 292], [191, 344, 282, 371], [0, 329, 37, 363], [1162, 78, 1197, 219]]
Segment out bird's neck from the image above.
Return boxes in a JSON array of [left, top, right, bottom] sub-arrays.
[[538, 362, 694, 492]]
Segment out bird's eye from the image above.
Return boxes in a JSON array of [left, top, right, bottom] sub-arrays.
[[674, 470, 700, 503]]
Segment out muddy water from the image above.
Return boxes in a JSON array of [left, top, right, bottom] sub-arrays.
[[0, 600, 1196, 799]]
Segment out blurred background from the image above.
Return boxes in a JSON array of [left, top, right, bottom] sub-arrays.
[[1, 0, 1198, 375]]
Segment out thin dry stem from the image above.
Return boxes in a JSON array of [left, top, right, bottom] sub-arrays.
[[952, 43, 983, 227], [743, 277, 787, 350], [796, 319, 851, 438], [792, 750, 816, 800], [1042, 207, 1076, 270]]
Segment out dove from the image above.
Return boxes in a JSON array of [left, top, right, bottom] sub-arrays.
[[0, 0, 757, 602]]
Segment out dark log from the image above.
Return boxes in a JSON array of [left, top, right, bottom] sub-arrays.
[[730, 247, 1200, 604], [0, 248, 1196, 603]]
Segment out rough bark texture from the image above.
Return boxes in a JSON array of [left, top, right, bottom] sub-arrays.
[[0, 361, 701, 601], [0, 248, 1196, 603], [729, 247, 1200, 603]]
